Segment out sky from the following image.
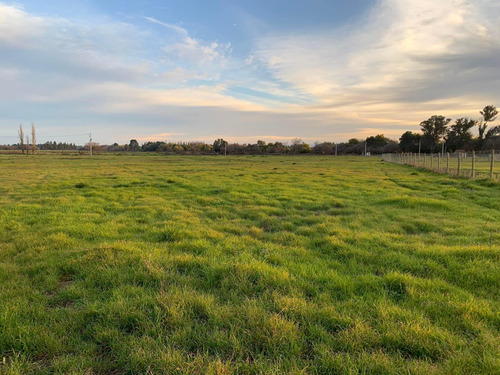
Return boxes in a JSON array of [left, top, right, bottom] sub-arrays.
[[0, 0, 499, 145]]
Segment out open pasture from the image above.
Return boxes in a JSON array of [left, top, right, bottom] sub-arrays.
[[0, 154, 499, 374]]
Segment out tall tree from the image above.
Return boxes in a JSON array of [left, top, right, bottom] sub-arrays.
[[366, 134, 390, 148], [25, 135, 30, 155], [212, 138, 227, 154], [420, 115, 451, 153], [128, 139, 139, 151], [479, 105, 498, 140], [31, 123, 36, 154], [445, 118, 476, 152], [18, 124, 24, 154], [256, 140, 267, 154], [485, 125, 500, 140], [399, 131, 422, 152]]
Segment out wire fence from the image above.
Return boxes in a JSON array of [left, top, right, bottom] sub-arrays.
[[382, 150, 500, 181]]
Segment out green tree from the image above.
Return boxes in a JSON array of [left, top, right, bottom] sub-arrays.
[[256, 140, 267, 154], [299, 142, 311, 153], [290, 138, 310, 154], [129, 139, 140, 151], [479, 105, 498, 141], [212, 138, 227, 154], [366, 134, 390, 148], [420, 115, 451, 153], [399, 131, 422, 152], [485, 125, 500, 140], [347, 138, 360, 146], [445, 118, 476, 152]]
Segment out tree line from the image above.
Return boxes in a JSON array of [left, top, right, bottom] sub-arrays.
[[104, 105, 499, 155], [400, 105, 499, 153], [3, 106, 498, 155], [112, 136, 399, 155]]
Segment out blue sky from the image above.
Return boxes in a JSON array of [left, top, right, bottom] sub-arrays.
[[0, 0, 499, 145]]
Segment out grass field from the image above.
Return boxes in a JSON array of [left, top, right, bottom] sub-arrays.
[[0, 154, 499, 374], [421, 155, 499, 175], [384, 153, 500, 180]]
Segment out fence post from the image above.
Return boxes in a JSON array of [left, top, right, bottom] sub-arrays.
[[446, 152, 450, 174], [471, 150, 475, 179], [430, 153, 433, 170], [437, 153, 441, 173], [458, 152, 461, 176], [414, 152, 417, 166], [424, 154, 426, 169], [491, 149, 495, 180]]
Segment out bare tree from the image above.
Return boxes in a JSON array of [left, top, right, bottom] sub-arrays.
[[18, 124, 25, 154], [25, 134, 30, 155], [290, 138, 303, 153], [31, 123, 36, 154]]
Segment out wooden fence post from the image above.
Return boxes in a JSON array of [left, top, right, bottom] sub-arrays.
[[446, 152, 450, 174], [438, 153, 441, 173], [491, 149, 495, 180], [458, 152, 461, 176], [430, 153, 433, 170], [424, 154, 426, 169], [471, 151, 475, 179]]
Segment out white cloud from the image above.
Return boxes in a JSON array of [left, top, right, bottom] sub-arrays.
[[0, 3, 45, 46], [255, 0, 500, 124], [144, 15, 231, 70], [163, 37, 230, 64], [0, 3, 244, 108]]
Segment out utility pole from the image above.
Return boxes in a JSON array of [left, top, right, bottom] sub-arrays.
[[89, 133, 93, 157], [441, 142, 445, 157]]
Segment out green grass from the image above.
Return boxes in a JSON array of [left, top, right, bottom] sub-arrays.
[[0, 154, 499, 374], [413, 155, 499, 176]]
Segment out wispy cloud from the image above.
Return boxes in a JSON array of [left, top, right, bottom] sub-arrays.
[[144, 16, 188, 36]]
